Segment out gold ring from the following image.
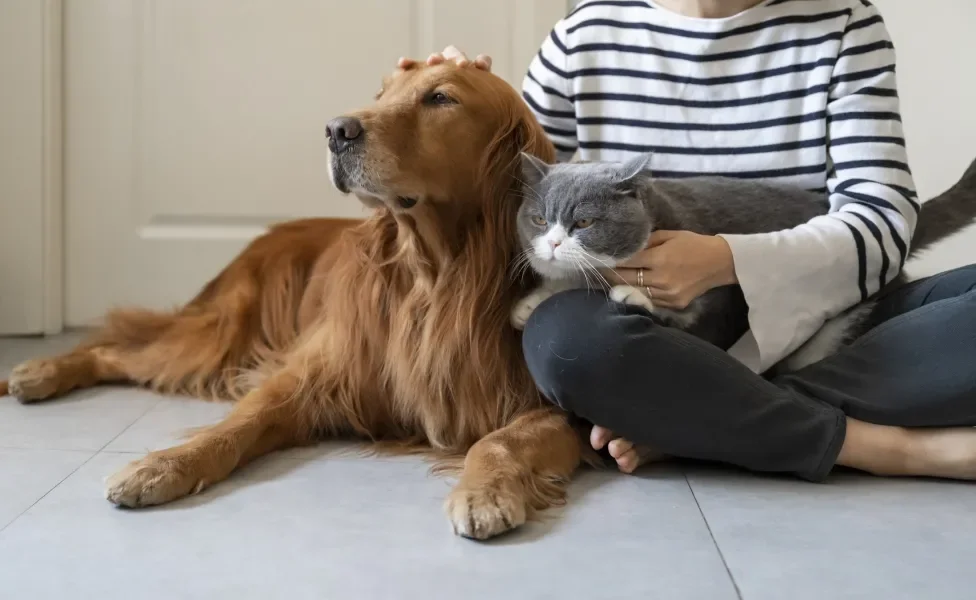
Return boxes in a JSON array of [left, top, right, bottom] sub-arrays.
[[645, 286, 652, 298], [637, 268, 644, 287]]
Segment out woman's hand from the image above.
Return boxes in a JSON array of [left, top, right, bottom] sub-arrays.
[[397, 46, 492, 72], [602, 230, 737, 309]]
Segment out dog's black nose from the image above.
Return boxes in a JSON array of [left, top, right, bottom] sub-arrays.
[[326, 117, 363, 153]]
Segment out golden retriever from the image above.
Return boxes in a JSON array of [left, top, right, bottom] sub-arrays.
[[0, 62, 583, 540]]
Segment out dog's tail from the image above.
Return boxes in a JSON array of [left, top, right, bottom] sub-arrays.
[[908, 156, 976, 259]]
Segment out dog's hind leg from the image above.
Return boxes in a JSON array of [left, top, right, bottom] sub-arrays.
[[445, 408, 583, 540], [2, 306, 243, 403], [3, 345, 130, 403]]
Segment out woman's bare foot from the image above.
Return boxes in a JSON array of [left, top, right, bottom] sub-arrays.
[[590, 425, 664, 474], [839, 418, 976, 480]]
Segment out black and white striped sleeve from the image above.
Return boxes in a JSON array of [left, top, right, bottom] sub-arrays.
[[721, 2, 917, 373], [521, 22, 579, 162], [824, 1, 917, 297]]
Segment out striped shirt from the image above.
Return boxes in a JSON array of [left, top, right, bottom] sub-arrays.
[[522, 0, 917, 372]]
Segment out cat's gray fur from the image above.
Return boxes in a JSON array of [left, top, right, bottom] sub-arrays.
[[514, 152, 976, 371]]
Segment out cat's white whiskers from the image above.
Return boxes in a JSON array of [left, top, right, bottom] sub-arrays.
[[509, 249, 536, 282], [575, 249, 614, 294], [578, 256, 612, 294], [572, 256, 597, 291]]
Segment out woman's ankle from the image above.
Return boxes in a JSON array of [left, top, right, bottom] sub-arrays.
[[903, 428, 976, 479]]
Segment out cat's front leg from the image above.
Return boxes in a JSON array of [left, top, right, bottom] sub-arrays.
[[610, 285, 702, 330], [610, 285, 656, 313], [511, 286, 558, 330]]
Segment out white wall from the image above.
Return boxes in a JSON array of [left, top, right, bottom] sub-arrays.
[[858, 1, 976, 278], [874, 0, 976, 276]]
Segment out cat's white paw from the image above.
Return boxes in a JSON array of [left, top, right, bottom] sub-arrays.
[[610, 285, 655, 312], [511, 288, 555, 330]]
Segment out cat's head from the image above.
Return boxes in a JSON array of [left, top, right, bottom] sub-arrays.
[[516, 153, 654, 280]]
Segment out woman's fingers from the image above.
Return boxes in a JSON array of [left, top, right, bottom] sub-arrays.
[[441, 45, 467, 62], [599, 267, 666, 289], [399, 47, 492, 72], [473, 53, 492, 71]]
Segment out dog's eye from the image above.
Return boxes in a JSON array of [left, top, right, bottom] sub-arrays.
[[426, 91, 456, 106], [531, 216, 547, 227], [574, 218, 594, 229]]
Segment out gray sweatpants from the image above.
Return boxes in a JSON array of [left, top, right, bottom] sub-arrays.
[[522, 264, 976, 481]]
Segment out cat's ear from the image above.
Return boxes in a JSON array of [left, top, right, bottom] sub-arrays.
[[520, 152, 550, 188], [618, 153, 653, 182]]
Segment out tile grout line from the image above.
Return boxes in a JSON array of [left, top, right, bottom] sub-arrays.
[[684, 471, 744, 600], [0, 397, 162, 535]]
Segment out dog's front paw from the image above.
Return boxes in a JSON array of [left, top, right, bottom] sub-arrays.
[[7, 359, 61, 402], [105, 452, 205, 508], [445, 480, 527, 540], [610, 285, 655, 312]]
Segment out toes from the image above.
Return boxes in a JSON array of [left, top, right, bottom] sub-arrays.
[[590, 425, 613, 450], [617, 449, 640, 474], [608, 438, 634, 459]]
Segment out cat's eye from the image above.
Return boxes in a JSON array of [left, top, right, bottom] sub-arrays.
[[531, 216, 547, 227], [574, 218, 594, 229]]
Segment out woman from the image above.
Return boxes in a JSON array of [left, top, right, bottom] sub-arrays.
[[400, 0, 976, 481]]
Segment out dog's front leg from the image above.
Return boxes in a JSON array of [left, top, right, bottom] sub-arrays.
[[104, 368, 314, 508], [445, 408, 581, 540]]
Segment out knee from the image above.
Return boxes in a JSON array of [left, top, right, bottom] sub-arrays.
[[521, 290, 635, 412]]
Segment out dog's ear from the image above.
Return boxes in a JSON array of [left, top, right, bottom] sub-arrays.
[[520, 152, 550, 189], [479, 100, 555, 202]]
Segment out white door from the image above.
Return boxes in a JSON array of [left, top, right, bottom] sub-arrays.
[[63, 0, 569, 326], [0, 0, 60, 335]]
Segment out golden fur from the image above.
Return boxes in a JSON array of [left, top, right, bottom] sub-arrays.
[[1, 63, 586, 539]]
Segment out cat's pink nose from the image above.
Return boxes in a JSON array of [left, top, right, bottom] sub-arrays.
[[549, 240, 561, 249]]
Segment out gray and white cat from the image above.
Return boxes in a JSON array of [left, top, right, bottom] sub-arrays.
[[512, 152, 976, 371]]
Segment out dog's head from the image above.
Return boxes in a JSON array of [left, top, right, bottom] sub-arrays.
[[327, 63, 554, 223]]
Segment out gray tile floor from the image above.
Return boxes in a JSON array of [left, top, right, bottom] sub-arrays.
[[1, 334, 973, 599]]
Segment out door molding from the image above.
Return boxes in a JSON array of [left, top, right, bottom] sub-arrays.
[[0, 0, 63, 335], [42, 0, 64, 334]]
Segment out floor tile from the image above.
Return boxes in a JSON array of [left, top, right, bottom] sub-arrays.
[[104, 397, 234, 452], [0, 447, 93, 529], [0, 386, 159, 451], [687, 467, 976, 600], [0, 332, 87, 372], [0, 453, 737, 600]]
